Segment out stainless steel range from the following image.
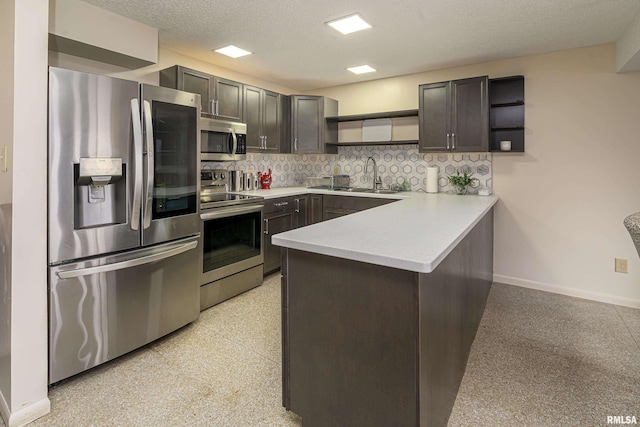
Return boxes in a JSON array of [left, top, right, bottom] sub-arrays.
[[199, 170, 264, 310]]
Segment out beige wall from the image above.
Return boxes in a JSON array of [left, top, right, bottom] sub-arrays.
[[0, 0, 15, 419], [310, 44, 640, 307], [0, 0, 51, 426], [49, 0, 158, 67]]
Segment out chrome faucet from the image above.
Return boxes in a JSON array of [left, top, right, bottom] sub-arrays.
[[365, 156, 379, 190]]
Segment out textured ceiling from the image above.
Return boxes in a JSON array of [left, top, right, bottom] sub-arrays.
[[83, 0, 640, 91]]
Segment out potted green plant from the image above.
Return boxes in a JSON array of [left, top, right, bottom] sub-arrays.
[[447, 170, 478, 195]]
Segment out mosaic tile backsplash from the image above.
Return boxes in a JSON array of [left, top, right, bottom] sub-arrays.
[[202, 145, 492, 194]]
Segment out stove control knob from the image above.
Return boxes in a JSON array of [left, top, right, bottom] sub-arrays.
[[212, 173, 218, 180], [220, 173, 226, 179]]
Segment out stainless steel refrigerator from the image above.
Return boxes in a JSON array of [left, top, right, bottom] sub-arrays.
[[48, 67, 201, 383]]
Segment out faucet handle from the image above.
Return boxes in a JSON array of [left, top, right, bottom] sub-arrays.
[[375, 176, 382, 189]]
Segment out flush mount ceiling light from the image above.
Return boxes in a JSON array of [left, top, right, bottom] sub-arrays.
[[327, 14, 371, 35], [214, 45, 252, 58], [347, 65, 376, 74]]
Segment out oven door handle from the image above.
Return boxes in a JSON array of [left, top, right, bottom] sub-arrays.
[[200, 204, 263, 221]]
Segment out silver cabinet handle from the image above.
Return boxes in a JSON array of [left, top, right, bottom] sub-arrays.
[[57, 240, 198, 279], [210, 99, 215, 115], [130, 98, 143, 231], [215, 100, 219, 116], [264, 218, 269, 235], [446, 133, 451, 150], [142, 100, 154, 229], [264, 135, 267, 150], [294, 137, 298, 152], [295, 198, 300, 213], [274, 201, 289, 207], [261, 135, 266, 150], [451, 133, 456, 150]]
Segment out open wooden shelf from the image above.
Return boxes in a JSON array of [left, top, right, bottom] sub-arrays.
[[489, 76, 525, 152], [327, 109, 418, 122]]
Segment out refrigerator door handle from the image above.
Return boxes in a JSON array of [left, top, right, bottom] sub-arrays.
[[142, 100, 154, 229], [130, 99, 143, 231], [57, 240, 198, 279]]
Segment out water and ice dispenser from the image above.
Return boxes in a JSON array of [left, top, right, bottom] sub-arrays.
[[74, 157, 127, 229]]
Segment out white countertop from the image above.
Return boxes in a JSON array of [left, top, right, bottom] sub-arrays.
[[244, 187, 498, 273]]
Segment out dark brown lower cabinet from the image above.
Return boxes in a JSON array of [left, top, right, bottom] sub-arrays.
[[309, 195, 323, 224], [281, 209, 494, 426], [264, 194, 396, 275], [263, 210, 294, 275], [322, 194, 395, 221]]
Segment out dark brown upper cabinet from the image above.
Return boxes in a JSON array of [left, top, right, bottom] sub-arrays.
[[244, 85, 282, 152], [289, 95, 338, 154], [159, 65, 243, 122], [419, 76, 489, 152]]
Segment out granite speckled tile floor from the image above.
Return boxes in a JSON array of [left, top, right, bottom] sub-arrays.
[[5, 278, 639, 426]]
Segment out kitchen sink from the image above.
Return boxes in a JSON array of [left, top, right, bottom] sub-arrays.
[[333, 187, 399, 194], [308, 186, 400, 194]]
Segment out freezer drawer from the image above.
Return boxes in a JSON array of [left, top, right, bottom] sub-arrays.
[[49, 236, 200, 384]]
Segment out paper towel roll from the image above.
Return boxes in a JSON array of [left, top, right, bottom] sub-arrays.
[[426, 167, 439, 193]]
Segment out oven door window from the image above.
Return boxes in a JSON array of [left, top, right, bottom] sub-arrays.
[[201, 130, 233, 154], [203, 211, 261, 272]]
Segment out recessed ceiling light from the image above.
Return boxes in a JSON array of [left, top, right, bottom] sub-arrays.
[[347, 65, 376, 75], [214, 45, 252, 59], [327, 14, 371, 35]]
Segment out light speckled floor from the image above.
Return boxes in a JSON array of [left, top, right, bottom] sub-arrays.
[[5, 278, 639, 426]]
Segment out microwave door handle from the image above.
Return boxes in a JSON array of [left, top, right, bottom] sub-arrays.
[[230, 129, 238, 155], [142, 100, 154, 229], [130, 99, 143, 231]]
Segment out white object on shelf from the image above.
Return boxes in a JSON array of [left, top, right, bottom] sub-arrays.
[[362, 118, 392, 142], [500, 140, 512, 151]]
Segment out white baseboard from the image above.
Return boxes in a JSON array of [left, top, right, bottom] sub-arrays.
[[493, 274, 640, 309], [0, 390, 50, 427]]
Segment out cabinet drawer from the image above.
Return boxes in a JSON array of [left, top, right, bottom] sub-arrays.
[[322, 195, 395, 212], [264, 196, 297, 214]]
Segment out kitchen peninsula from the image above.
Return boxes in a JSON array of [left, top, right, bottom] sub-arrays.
[[254, 188, 497, 426]]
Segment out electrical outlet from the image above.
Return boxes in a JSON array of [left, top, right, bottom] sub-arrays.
[[615, 258, 628, 274]]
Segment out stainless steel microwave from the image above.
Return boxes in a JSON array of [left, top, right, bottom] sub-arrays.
[[201, 117, 247, 161]]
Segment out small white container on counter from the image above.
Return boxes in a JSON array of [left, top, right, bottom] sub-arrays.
[[426, 167, 439, 193]]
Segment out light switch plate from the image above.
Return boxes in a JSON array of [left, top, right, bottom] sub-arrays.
[[615, 258, 628, 273]]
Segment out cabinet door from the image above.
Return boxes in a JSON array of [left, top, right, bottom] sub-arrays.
[[263, 90, 281, 152], [323, 207, 357, 220], [180, 68, 214, 115], [451, 76, 488, 152], [214, 77, 243, 122], [419, 81, 450, 152], [292, 96, 322, 153], [310, 195, 323, 224], [244, 85, 263, 151], [264, 211, 294, 275], [294, 196, 308, 228]]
